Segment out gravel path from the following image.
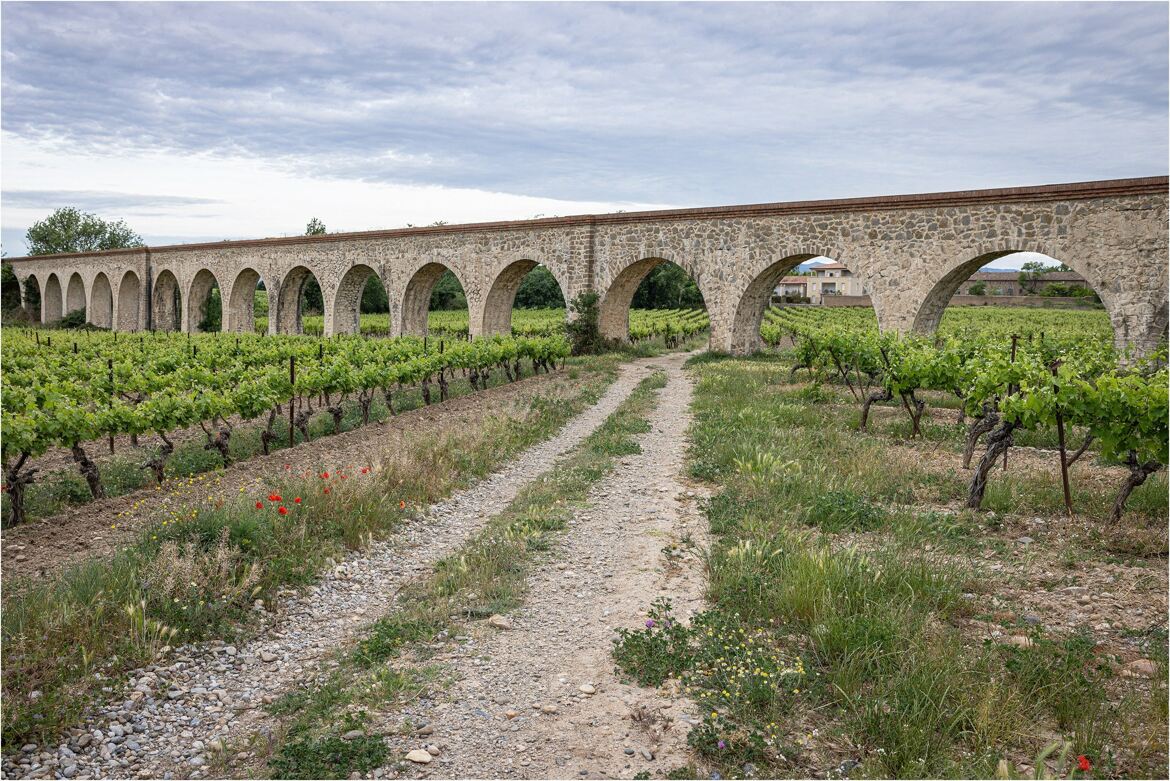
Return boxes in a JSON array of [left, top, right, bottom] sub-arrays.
[[387, 351, 709, 779], [2, 359, 663, 781]]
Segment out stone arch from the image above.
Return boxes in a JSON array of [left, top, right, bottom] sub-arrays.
[[186, 268, 222, 332], [729, 253, 830, 354], [42, 273, 64, 323], [152, 270, 182, 331], [909, 247, 1113, 335], [597, 257, 709, 343], [89, 272, 113, 328], [399, 262, 467, 337], [330, 263, 384, 336], [479, 259, 566, 336], [65, 272, 86, 315], [117, 270, 142, 331], [226, 267, 265, 333], [275, 265, 320, 334]]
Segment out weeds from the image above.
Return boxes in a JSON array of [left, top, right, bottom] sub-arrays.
[[623, 354, 1168, 779]]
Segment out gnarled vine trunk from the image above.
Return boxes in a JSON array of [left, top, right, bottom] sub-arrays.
[[71, 443, 105, 500], [963, 405, 1000, 469], [3, 453, 38, 527], [1109, 453, 1162, 525], [859, 388, 892, 432], [142, 433, 175, 484], [967, 420, 1016, 509]]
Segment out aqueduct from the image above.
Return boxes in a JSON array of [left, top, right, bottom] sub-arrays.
[[9, 177, 1168, 355]]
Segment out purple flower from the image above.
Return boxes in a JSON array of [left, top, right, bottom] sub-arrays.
[[717, 740, 726, 750], [645, 619, 656, 628]]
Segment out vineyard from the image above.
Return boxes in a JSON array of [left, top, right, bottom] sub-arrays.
[[759, 305, 1167, 524], [1, 302, 1166, 780], [297, 306, 710, 344], [1, 328, 570, 526]]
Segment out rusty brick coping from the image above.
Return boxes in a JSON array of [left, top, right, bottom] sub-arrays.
[[8, 176, 1166, 263]]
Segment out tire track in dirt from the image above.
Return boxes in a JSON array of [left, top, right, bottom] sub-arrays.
[[389, 351, 709, 779]]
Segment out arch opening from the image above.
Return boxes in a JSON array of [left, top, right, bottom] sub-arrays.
[[331, 264, 387, 336], [117, 271, 142, 331], [276, 265, 323, 335], [481, 261, 565, 336], [400, 263, 467, 337], [732, 254, 866, 354], [42, 273, 64, 323], [89, 272, 113, 328], [152, 270, 182, 332], [225, 268, 267, 334], [599, 258, 706, 343], [22, 275, 42, 320], [65, 273, 86, 316], [913, 251, 1109, 337], [186, 269, 222, 332]]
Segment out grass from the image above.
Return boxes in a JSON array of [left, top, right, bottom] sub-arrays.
[[258, 370, 669, 777], [613, 352, 1168, 779], [1, 356, 623, 752]]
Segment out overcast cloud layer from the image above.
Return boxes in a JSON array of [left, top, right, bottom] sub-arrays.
[[2, 1, 1166, 257]]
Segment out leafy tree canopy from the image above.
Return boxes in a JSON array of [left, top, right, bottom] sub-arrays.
[[430, 270, 466, 311], [515, 266, 565, 309], [305, 217, 327, 236], [25, 207, 143, 256], [631, 263, 704, 309]]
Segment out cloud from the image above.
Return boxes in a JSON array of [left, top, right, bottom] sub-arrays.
[[1, 1, 1165, 249], [2, 189, 223, 215]]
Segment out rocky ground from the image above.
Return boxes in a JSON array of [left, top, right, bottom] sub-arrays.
[[2, 356, 694, 780]]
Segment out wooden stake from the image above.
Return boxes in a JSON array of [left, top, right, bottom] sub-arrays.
[[289, 355, 296, 449], [1051, 361, 1073, 516]]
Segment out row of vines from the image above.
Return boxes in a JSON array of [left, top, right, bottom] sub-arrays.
[[300, 307, 710, 343], [1, 328, 570, 524], [762, 305, 1167, 524]]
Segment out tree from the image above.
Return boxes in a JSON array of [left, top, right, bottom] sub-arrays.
[[361, 276, 388, 313], [566, 292, 604, 355], [1018, 260, 1072, 294], [631, 264, 704, 309], [429, 270, 466, 310], [1, 263, 22, 311], [968, 281, 987, 296], [515, 266, 565, 308], [301, 219, 326, 311], [25, 207, 143, 255]]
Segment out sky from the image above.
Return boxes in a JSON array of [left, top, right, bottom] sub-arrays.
[[2, 2, 1166, 269]]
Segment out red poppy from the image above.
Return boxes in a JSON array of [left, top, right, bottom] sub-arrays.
[[255, 501, 264, 509], [324, 487, 331, 494], [321, 471, 329, 479], [340, 474, 348, 480], [361, 467, 369, 474], [399, 500, 406, 510], [268, 493, 281, 502], [1077, 756, 1091, 772], [294, 497, 302, 504], [278, 506, 288, 515], [284, 464, 291, 470]]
